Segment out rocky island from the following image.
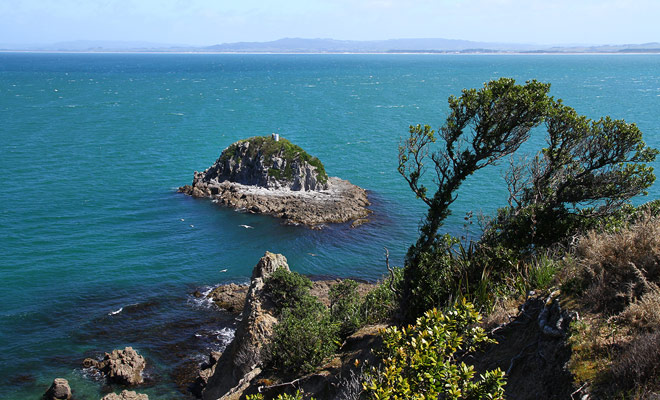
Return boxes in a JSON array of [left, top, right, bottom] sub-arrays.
[[179, 135, 371, 227]]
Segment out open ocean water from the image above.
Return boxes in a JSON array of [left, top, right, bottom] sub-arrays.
[[1, 53, 659, 399]]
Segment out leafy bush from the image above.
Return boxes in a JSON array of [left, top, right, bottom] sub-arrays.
[[329, 279, 363, 337], [264, 267, 313, 313], [398, 78, 657, 321], [363, 300, 506, 400], [360, 267, 403, 324], [246, 390, 314, 400], [266, 296, 339, 378]]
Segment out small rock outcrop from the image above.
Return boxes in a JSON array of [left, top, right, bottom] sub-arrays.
[[44, 378, 72, 400], [179, 135, 371, 227], [101, 390, 149, 400], [83, 347, 146, 386], [201, 252, 288, 400], [207, 283, 249, 313]]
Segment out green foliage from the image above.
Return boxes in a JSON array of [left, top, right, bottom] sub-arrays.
[[484, 100, 658, 252], [246, 390, 314, 400], [264, 267, 313, 313], [363, 300, 506, 400], [399, 78, 551, 259], [329, 279, 363, 337], [399, 77, 658, 321], [263, 268, 340, 378], [221, 136, 328, 184], [266, 296, 340, 378], [360, 267, 403, 324]]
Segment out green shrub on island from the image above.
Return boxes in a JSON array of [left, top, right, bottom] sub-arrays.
[[363, 300, 506, 400], [220, 135, 328, 184]]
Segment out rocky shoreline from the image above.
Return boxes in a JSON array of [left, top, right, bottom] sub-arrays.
[[179, 177, 371, 228], [196, 252, 378, 400], [43, 253, 376, 400], [178, 136, 372, 228]]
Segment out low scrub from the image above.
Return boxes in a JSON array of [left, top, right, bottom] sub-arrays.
[[565, 214, 660, 397], [266, 296, 339, 378], [573, 212, 660, 315], [363, 300, 506, 399]]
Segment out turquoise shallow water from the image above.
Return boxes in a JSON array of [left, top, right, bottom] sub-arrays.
[[1, 53, 660, 399]]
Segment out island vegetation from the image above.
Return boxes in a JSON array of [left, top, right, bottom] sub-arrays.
[[220, 136, 328, 185]]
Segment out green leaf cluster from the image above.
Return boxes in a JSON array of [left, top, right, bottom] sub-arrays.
[[246, 390, 313, 400], [363, 300, 505, 400]]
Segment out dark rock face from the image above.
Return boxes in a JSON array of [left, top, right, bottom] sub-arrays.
[[101, 390, 149, 400], [201, 252, 288, 400], [179, 137, 371, 227], [44, 378, 72, 400], [83, 347, 146, 386]]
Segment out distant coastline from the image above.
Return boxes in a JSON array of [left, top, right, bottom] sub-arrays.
[[3, 50, 660, 56], [3, 37, 660, 54]]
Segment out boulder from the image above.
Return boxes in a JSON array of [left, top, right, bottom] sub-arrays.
[[207, 283, 249, 313], [44, 378, 72, 400], [101, 390, 149, 400], [83, 347, 146, 386], [202, 252, 288, 400]]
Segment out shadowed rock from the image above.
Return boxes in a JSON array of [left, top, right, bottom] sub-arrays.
[[43, 378, 71, 400], [201, 252, 288, 400]]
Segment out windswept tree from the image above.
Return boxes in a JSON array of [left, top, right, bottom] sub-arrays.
[[486, 100, 658, 250], [398, 78, 658, 319], [399, 78, 551, 259]]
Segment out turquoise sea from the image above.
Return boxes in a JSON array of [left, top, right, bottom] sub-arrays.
[[1, 53, 660, 399]]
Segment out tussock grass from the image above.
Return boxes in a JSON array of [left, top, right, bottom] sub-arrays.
[[575, 212, 660, 315], [565, 213, 660, 397]]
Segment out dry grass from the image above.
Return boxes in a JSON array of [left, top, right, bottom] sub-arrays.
[[575, 213, 660, 315], [609, 331, 660, 396], [617, 289, 660, 332], [564, 213, 660, 397]]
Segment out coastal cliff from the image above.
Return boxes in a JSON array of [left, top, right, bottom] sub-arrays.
[[179, 136, 371, 227]]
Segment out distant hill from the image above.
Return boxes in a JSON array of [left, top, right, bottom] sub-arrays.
[[204, 37, 542, 53], [2, 38, 659, 54], [536, 42, 660, 53]]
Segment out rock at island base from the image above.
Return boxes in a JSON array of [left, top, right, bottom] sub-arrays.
[[101, 390, 149, 400], [44, 378, 72, 400], [179, 136, 371, 227], [201, 252, 288, 400], [83, 347, 146, 386]]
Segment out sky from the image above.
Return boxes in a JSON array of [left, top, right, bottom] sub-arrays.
[[0, 0, 658, 46]]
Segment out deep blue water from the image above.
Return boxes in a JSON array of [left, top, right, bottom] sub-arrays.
[[1, 53, 659, 399]]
